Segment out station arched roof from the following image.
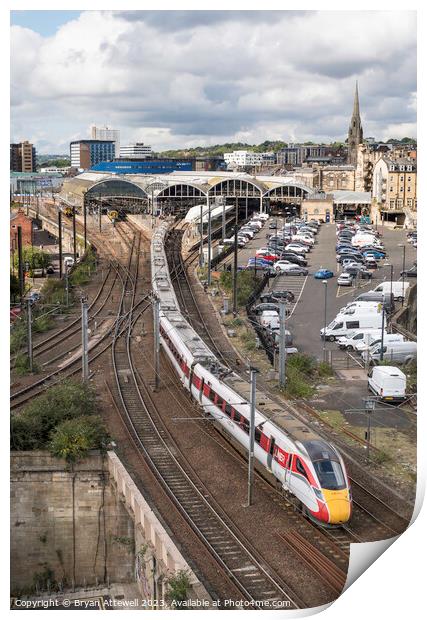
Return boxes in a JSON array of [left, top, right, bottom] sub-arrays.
[[58, 171, 315, 206]]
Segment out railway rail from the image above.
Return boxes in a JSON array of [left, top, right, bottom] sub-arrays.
[[109, 227, 302, 608], [10, 235, 143, 411]]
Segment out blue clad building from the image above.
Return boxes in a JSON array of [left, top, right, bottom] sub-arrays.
[[91, 159, 194, 175]]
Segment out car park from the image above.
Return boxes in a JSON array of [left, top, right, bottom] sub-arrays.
[[314, 269, 334, 279], [337, 273, 353, 286]]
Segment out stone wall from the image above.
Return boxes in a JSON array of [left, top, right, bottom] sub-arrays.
[[10, 451, 134, 593]]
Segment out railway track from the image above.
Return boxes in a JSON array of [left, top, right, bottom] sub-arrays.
[[109, 229, 301, 608], [10, 237, 142, 411]]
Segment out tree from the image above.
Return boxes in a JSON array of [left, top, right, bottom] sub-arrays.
[[12, 246, 50, 272], [49, 416, 110, 464]]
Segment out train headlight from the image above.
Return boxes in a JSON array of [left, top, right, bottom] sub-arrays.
[[313, 488, 324, 501]]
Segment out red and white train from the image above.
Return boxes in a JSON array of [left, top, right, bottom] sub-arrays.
[[152, 224, 352, 526]]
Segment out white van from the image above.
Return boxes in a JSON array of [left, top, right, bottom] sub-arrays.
[[363, 340, 417, 365], [338, 329, 382, 350], [355, 333, 404, 354], [368, 366, 406, 401], [373, 281, 410, 301], [321, 313, 386, 341], [340, 301, 382, 315], [340, 304, 381, 316], [260, 310, 279, 330]]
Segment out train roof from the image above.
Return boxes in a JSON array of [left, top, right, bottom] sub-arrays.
[[151, 222, 322, 448]]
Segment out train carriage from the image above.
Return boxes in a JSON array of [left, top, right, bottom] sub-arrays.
[[151, 223, 352, 526]]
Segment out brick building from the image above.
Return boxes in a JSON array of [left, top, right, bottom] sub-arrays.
[[10, 210, 33, 250]]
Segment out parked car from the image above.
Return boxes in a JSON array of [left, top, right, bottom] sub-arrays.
[[269, 220, 278, 229], [401, 265, 417, 278], [364, 257, 378, 269], [253, 303, 281, 315], [259, 290, 295, 303], [285, 244, 308, 255], [314, 269, 334, 279], [337, 273, 353, 287], [361, 249, 386, 259], [344, 266, 372, 279], [277, 252, 307, 267], [276, 264, 308, 276], [28, 291, 41, 304], [46, 264, 55, 274]]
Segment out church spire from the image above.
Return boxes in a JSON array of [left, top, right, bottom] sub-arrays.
[[347, 80, 363, 166], [353, 80, 360, 117]]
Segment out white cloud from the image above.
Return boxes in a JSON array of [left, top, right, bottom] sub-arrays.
[[10, 10, 417, 152]]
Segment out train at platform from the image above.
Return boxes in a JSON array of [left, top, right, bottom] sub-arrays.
[[151, 223, 352, 526]]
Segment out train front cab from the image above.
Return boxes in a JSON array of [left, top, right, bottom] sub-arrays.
[[301, 440, 352, 526]]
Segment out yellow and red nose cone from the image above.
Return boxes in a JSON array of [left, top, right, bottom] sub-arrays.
[[323, 489, 352, 524]]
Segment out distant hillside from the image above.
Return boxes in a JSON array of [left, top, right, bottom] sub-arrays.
[[156, 141, 289, 158], [155, 136, 416, 158]]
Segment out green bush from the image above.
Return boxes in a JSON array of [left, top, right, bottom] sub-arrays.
[[41, 278, 69, 307], [10, 322, 27, 354], [33, 315, 54, 333], [287, 353, 317, 376], [241, 331, 256, 352], [11, 380, 97, 450], [49, 416, 110, 464], [13, 353, 39, 376], [318, 361, 334, 377], [282, 367, 315, 398], [165, 570, 192, 608]]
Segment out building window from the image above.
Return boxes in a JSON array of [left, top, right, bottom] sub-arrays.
[[397, 199, 403, 208], [390, 200, 395, 208], [400, 176, 404, 181], [400, 187, 403, 192], [408, 177, 411, 181], [407, 199, 413, 208], [408, 187, 411, 192]]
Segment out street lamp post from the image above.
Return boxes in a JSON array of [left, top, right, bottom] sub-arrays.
[[322, 280, 328, 362], [246, 367, 258, 507], [398, 243, 406, 305]]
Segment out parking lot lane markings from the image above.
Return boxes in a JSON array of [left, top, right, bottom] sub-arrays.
[[288, 274, 308, 319]]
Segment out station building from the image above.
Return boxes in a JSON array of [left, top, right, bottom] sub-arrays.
[[58, 170, 315, 218]]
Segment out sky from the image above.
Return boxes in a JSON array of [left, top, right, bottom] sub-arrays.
[[10, 10, 417, 154]]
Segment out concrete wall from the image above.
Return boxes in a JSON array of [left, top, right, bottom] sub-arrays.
[[11, 451, 212, 606], [11, 451, 134, 593]]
